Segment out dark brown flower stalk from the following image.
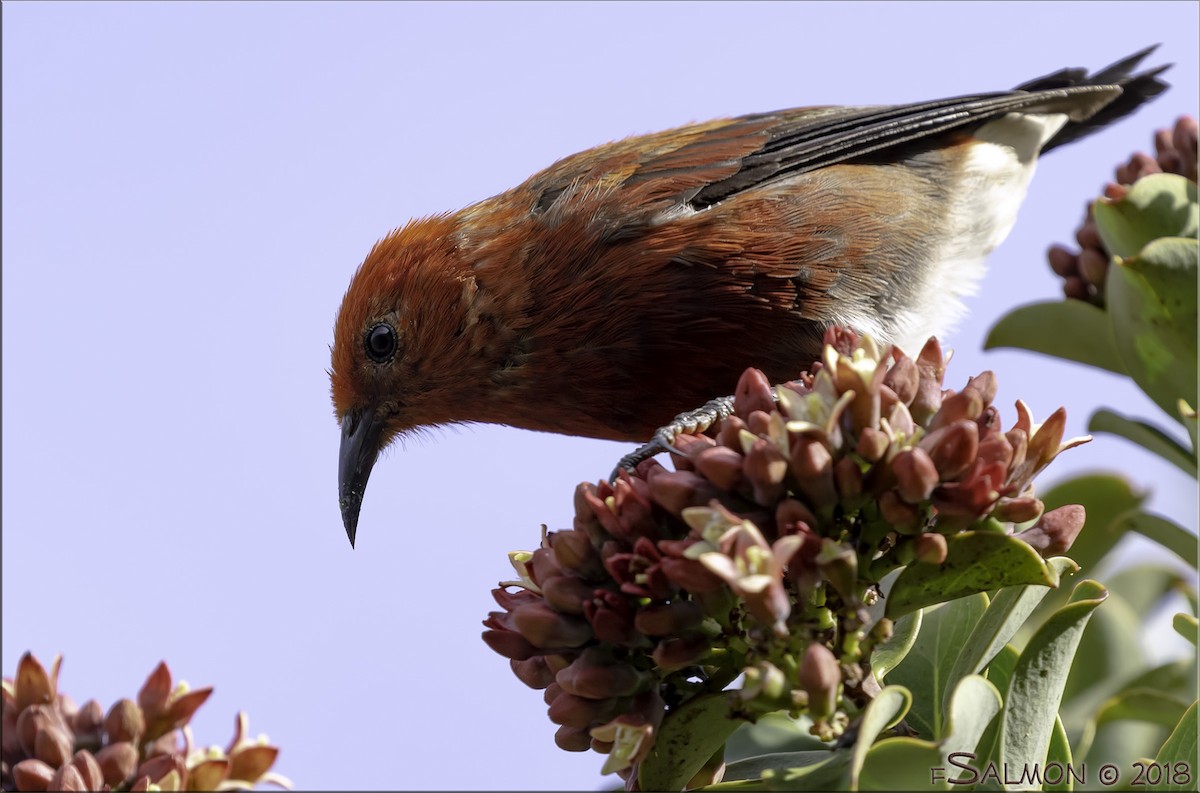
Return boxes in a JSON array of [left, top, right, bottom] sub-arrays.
[[1, 652, 290, 792], [1049, 115, 1197, 304], [482, 328, 1089, 784]]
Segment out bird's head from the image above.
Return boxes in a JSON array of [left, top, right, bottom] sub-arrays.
[[330, 213, 467, 547]]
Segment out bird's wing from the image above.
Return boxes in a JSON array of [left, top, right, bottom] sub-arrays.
[[623, 46, 1168, 210]]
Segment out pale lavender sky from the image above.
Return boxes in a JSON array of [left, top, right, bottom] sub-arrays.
[[3, 2, 1197, 790]]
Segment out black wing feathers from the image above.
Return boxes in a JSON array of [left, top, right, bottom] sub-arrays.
[[688, 46, 1170, 209]]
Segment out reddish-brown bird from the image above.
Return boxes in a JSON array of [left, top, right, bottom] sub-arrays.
[[331, 48, 1168, 546]]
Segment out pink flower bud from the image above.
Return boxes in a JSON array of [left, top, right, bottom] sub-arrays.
[[914, 533, 948, 565], [892, 448, 939, 504], [883, 355, 919, 405], [511, 602, 593, 649], [1014, 505, 1086, 557], [799, 643, 841, 720], [94, 742, 139, 788], [541, 575, 596, 615], [693, 445, 746, 491], [734, 368, 775, 416], [634, 600, 705, 636], [651, 632, 712, 672], [921, 420, 979, 480], [12, 759, 55, 792]]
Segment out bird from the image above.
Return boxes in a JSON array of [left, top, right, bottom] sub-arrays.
[[331, 47, 1169, 547]]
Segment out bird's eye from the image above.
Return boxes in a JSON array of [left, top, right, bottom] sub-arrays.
[[364, 323, 397, 363]]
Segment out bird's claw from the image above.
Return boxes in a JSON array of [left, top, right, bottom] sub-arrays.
[[610, 395, 739, 481]]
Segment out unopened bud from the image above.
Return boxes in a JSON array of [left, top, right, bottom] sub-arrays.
[[70, 750, 104, 791], [510, 657, 556, 690], [964, 371, 997, 405], [554, 725, 594, 752], [745, 437, 788, 504], [511, 602, 592, 649], [481, 624, 540, 661], [95, 742, 139, 788], [884, 355, 919, 405], [834, 457, 863, 500], [528, 547, 562, 588], [634, 600, 705, 636], [817, 539, 858, 603], [879, 489, 922, 533], [647, 469, 721, 515], [540, 575, 595, 615], [136, 754, 185, 786], [557, 659, 646, 699], [548, 529, 602, 578], [547, 692, 619, 728], [104, 698, 145, 745], [1014, 505, 1086, 557], [651, 632, 712, 672], [693, 446, 746, 491], [799, 643, 841, 720], [913, 533, 948, 565], [734, 368, 776, 416], [34, 723, 73, 768], [740, 661, 788, 704], [921, 420, 979, 479], [856, 427, 890, 463], [892, 448, 939, 504], [12, 759, 54, 792], [775, 499, 818, 533], [929, 390, 984, 432], [47, 764, 87, 792], [790, 436, 836, 508], [993, 496, 1044, 524]]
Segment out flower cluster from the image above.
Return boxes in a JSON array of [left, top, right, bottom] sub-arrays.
[[2, 652, 289, 792], [482, 329, 1088, 785], [1049, 115, 1198, 304]]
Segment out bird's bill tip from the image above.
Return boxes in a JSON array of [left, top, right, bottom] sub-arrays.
[[338, 407, 383, 549], [340, 492, 360, 548]]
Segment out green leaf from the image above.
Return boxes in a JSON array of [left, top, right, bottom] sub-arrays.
[[999, 580, 1108, 790], [718, 750, 853, 791], [858, 738, 947, 790], [1060, 590, 1146, 739], [943, 675, 1004, 763], [984, 300, 1127, 374], [1106, 235, 1199, 421], [638, 692, 741, 792], [1118, 510, 1199, 569], [1150, 700, 1198, 792], [849, 686, 912, 790], [973, 646, 1020, 780], [1172, 613, 1198, 646], [886, 532, 1064, 619], [1095, 688, 1190, 731], [871, 609, 923, 683], [1092, 173, 1199, 259], [1088, 408, 1197, 476], [887, 594, 988, 740], [1105, 562, 1189, 615], [941, 558, 1078, 715], [1117, 659, 1198, 705], [1044, 715, 1074, 792], [984, 644, 1020, 699]]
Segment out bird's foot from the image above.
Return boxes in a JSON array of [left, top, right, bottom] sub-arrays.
[[610, 394, 746, 481]]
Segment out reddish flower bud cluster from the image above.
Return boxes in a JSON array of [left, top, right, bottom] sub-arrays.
[[482, 329, 1088, 782], [2, 652, 289, 792], [1049, 115, 1198, 303]]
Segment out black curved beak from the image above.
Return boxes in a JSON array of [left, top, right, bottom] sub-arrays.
[[339, 408, 384, 548]]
